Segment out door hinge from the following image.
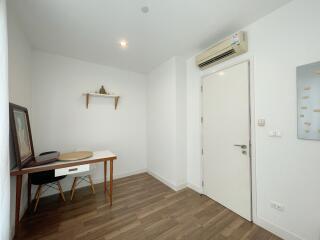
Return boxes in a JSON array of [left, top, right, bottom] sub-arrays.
[[201, 85, 203, 92], [201, 148, 204, 155], [202, 180, 204, 187], [201, 116, 203, 124]]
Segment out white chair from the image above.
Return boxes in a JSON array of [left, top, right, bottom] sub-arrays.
[[70, 170, 95, 200], [69, 149, 96, 200]]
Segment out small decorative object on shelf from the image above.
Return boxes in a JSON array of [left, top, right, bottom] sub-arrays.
[[99, 85, 107, 95]]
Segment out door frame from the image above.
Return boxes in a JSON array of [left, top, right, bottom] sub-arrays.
[[200, 57, 257, 222]]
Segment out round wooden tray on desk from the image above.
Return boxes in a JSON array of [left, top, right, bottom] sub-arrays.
[[58, 151, 93, 161]]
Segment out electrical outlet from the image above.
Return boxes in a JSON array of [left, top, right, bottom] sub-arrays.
[[270, 201, 285, 211], [268, 130, 282, 137]]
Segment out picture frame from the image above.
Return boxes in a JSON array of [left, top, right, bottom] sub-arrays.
[[9, 103, 35, 169]]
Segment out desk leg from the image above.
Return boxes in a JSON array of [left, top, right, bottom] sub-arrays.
[[104, 160, 107, 193], [15, 175, 22, 232], [28, 174, 31, 208], [110, 159, 113, 206]]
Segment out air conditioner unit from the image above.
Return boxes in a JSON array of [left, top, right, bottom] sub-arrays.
[[196, 31, 248, 70]]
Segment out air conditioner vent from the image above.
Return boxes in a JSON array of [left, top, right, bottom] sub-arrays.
[[196, 32, 248, 70], [198, 49, 236, 68]]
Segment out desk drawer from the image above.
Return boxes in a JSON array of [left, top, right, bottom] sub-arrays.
[[55, 164, 89, 177]]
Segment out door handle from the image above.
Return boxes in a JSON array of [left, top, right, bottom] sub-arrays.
[[234, 144, 247, 149]]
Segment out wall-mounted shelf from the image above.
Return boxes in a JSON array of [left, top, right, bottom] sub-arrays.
[[83, 93, 120, 110]]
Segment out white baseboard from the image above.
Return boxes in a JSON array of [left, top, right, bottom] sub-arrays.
[[186, 183, 203, 194], [33, 168, 148, 198], [147, 170, 187, 192], [254, 216, 303, 240], [174, 182, 187, 191], [92, 168, 147, 183]]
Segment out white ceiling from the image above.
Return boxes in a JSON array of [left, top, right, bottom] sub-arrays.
[[10, 0, 291, 73]]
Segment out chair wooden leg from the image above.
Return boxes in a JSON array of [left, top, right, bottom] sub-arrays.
[[34, 185, 42, 212], [88, 175, 95, 194], [33, 185, 40, 201], [70, 177, 78, 201], [57, 181, 66, 202]]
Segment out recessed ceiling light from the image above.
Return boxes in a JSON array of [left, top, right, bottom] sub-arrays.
[[141, 6, 149, 13], [218, 71, 225, 76], [120, 40, 128, 48]]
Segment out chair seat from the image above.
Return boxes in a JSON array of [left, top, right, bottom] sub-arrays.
[[30, 151, 67, 212], [30, 151, 66, 185], [30, 170, 66, 185]]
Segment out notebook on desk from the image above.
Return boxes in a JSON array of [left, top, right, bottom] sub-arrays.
[[26, 152, 59, 167]]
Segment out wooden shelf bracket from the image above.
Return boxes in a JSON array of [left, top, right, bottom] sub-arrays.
[[84, 93, 120, 110]]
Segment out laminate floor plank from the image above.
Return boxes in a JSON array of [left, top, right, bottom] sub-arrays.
[[14, 173, 282, 240]]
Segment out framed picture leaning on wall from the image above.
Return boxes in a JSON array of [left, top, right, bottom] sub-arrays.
[[9, 103, 35, 169]]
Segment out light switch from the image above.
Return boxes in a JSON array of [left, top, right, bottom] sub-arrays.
[[257, 119, 266, 127]]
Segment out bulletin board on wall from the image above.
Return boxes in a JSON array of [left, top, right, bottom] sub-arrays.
[[297, 61, 320, 140]]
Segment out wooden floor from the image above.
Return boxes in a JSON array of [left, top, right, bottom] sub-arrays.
[[15, 173, 281, 240]]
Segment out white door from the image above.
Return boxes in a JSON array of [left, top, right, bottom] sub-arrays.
[[202, 61, 251, 221]]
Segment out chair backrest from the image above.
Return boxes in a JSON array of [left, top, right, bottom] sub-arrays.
[[39, 151, 58, 156], [30, 151, 65, 185]]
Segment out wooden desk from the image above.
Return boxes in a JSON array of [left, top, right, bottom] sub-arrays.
[[10, 150, 117, 233]]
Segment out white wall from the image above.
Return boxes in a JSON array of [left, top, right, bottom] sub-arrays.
[[147, 57, 187, 190], [0, 1, 10, 239], [7, 2, 32, 238], [31, 51, 147, 196], [174, 58, 187, 187], [7, 8, 32, 108], [147, 58, 176, 186], [186, 58, 203, 193], [186, 0, 320, 239]]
